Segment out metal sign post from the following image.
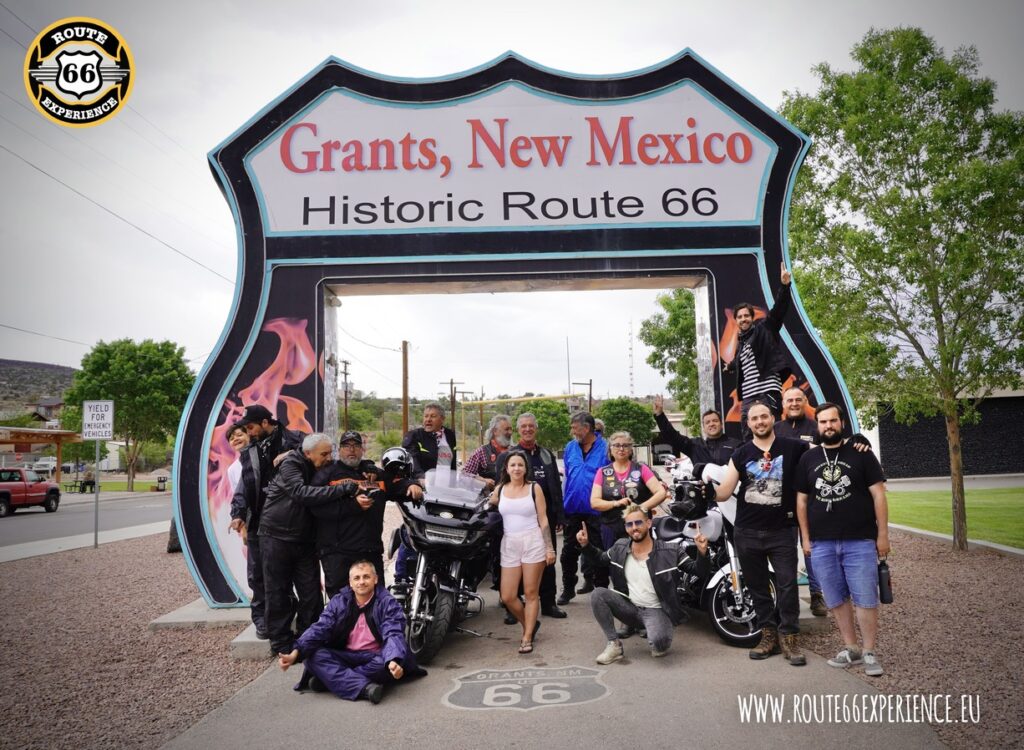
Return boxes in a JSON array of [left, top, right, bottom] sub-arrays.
[[82, 400, 114, 549]]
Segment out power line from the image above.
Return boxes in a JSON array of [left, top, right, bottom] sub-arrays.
[[339, 348, 401, 386], [0, 2, 35, 35], [0, 323, 89, 347], [0, 142, 234, 284], [2, 6, 210, 181], [0, 104, 235, 255], [0, 22, 24, 46], [338, 325, 401, 352]]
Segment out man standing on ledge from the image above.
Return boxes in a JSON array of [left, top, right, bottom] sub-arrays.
[[722, 263, 793, 437], [653, 395, 739, 467]]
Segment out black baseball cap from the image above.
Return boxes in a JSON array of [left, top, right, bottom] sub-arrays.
[[338, 430, 363, 446], [239, 404, 277, 426]]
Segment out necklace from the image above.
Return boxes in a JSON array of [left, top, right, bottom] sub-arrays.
[[821, 445, 842, 511]]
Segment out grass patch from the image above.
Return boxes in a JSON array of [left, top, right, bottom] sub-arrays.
[[887, 487, 1024, 549], [64, 480, 172, 493]]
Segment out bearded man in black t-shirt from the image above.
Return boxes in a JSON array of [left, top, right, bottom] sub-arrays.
[[712, 401, 809, 666], [796, 402, 889, 677]]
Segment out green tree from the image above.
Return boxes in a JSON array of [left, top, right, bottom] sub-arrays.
[[638, 288, 700, 433], [339, 400, 376, 432], [512, 399, 572, 450], [595, 398, 656, 446], [63, 339, 194, 491], [781, 27, 1024, 550]]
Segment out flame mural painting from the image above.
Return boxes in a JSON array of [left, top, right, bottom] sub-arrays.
[[174, 51, 858, 606]]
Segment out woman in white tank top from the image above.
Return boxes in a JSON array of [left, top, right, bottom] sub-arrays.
[[489, 450, 555, 654]]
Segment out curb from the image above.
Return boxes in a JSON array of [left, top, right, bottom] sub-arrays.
[[889, 523, 1024, 558]]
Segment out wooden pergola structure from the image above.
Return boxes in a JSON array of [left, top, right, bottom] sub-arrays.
[[0, 426, 82, 482]]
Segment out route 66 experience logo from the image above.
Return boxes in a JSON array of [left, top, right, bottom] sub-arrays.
[[24, 17, 133, 127]]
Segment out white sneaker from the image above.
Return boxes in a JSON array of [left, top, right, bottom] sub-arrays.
[[596, 640, 624, 664], [827, 647, 863, 668], [651, 648, 669, 658], [863, 651, 884, 676]]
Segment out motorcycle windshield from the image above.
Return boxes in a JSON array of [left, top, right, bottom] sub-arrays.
[[423, 468, 489, 510]]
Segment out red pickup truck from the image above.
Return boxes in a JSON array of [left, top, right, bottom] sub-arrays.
[[0, 468, 61, 517]]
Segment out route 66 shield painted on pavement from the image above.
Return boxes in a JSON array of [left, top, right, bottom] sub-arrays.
[[444, 666, 609, 711]]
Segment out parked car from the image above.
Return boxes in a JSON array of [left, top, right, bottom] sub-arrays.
[[32, 457, 57, 473], [0, 468, 60, 516]]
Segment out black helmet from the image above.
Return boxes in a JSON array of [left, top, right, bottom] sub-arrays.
[[381, 447, 413, 479], [671, 480, 708, 520]]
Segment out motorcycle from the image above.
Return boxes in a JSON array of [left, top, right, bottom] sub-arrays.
[[652, 464, 774, 647], [387, 462, 500, 665]]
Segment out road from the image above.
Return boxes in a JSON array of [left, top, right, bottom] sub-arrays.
[[0, 492, 172, 547]]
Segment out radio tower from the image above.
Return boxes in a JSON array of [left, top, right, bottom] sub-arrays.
[[628, 318, 635, 397]]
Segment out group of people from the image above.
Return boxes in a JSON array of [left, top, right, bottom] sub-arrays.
[[224, 263, 891, 701]]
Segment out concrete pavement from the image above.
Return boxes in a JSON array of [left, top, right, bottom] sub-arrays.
[[161, 586, 942, 750]]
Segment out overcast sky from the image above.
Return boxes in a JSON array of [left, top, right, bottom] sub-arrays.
[[1, 0, 1020, 400]]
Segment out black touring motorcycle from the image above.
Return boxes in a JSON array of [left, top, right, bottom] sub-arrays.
[[384, 449, 499, 664], [652, 462, 774, 647]]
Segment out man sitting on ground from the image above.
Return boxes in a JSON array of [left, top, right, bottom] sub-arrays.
[[278, 560, 427, 703], [578, 504, 709, 664]]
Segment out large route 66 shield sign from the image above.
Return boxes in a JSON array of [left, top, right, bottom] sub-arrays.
[[444, 666, 609, 711]]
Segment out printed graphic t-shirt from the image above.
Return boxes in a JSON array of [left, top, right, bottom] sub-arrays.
[[730, 437, 809, 530], [795, 443, 886, 541]]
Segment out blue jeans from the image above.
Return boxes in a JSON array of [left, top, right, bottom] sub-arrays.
[[810, 538, 879, 610]]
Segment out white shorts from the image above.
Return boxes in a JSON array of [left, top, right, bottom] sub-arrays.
[[500, 527, 547, 567]]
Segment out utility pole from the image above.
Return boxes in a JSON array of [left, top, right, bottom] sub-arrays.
[[573, 379, 593, 412], [565, 337, 571, 395], [440, 378, 463, 417], [456, 388, 475, 463], [401, 340, 409, 434], [628, 318, 635, 398], [341, 359, 351, 430]]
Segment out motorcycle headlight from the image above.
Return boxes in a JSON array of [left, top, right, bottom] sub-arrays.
[[423, 524, 468, 544]]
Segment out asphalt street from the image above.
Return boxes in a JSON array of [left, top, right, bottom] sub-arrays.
[[0, 491, 172, 546]]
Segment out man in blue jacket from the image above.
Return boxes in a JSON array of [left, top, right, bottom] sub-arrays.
[[278, 560, 427, 703], [557, 412, 609, 605]]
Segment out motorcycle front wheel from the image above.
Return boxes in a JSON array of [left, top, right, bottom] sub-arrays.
[[706, 572, 775, 648], [407, 586, 455, 665]]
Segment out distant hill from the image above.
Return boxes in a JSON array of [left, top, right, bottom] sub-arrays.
[[0, 359, 76, 418]]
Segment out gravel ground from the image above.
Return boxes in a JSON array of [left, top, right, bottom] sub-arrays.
[[802, 530, 1024, 749], [0, 534, 269, 750], [1, 524, 1020, 749]]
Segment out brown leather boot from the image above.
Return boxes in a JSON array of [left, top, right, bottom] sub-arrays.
[[748, 627, 780, 660], [810, 592, 828, 617], [781, 634, 807, 666]]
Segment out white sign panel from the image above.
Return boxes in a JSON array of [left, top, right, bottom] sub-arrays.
[[247, 82, 776, 234], [82, 400, 114, 440]]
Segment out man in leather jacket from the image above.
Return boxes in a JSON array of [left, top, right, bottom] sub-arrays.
[[578, 504, 709, 663], [228, 404, 306, 637], [311, 431, 423, 597], [259, 433, 353, 655], [653, 395, 740, 467], [722, 263, 793, 437]]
